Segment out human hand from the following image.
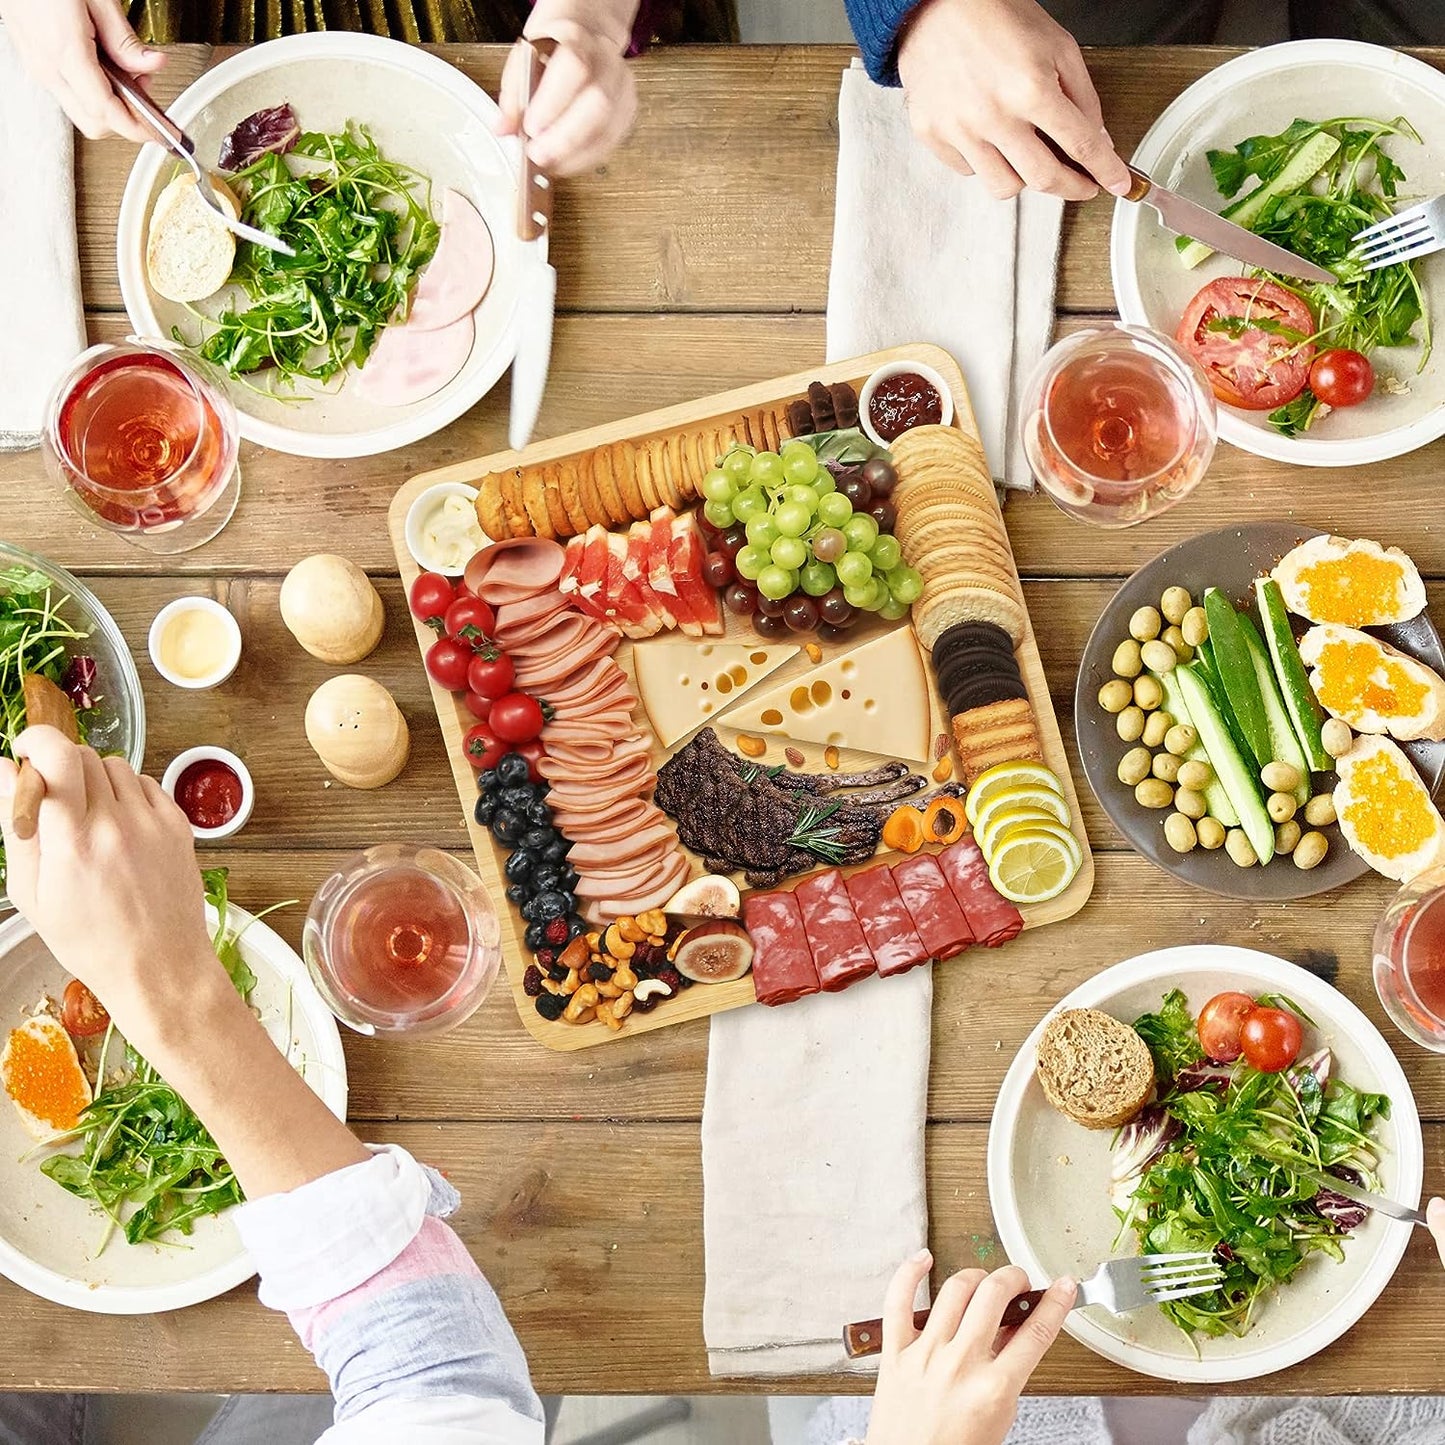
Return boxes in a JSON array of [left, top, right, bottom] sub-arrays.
[[0, 0, 166, 143], [496, 0, 639, 176], [865, 1250, 1076, 1445], [1429, 1198, 1445, 1266], [0, 728, 226, 1049], [896, 0, 1130, 202]]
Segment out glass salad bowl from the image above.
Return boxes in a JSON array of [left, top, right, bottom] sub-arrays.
[[0, 542, 147, 909]]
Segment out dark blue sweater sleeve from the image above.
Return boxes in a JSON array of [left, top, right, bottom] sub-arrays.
[[843, 0, 928, 85]]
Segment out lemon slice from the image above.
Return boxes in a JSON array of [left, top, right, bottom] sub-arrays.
[[972, 783, 1071, 842], [988, 827, 1082, 904], [978, 805, 1067, 860], [965, 761, 1064, 826]]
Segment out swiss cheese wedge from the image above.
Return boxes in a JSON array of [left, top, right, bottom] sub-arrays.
[[1, 1016, 91, 1141], [1273, 535, 1426, 626], [1298, 624, 1445, 742], [633, 641, 799, 749], [712, 627, 932, 762], [1334, 735, 1445, 882]]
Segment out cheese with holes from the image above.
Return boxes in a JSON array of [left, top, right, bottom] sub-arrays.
[[633, 641, 799, 748], [714, 627, 932, 761]]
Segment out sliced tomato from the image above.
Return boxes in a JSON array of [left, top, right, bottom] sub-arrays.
[[1176, 278, 1314, 411], [61, 979, 110, 1037], [1240, 1006, 1304, 1073], [1197, 991, 1256, 1063]]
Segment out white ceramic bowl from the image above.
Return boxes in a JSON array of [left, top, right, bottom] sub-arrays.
[[147, 597, 243, 690], [987, 944, 1423, 1383], [0, 902, 346, 1313], [116, 33, 540, 459], [162, 745, 255, 840], [1111, 41, 1445, 467], [858, 359, 955, 450], [404, 481, 487, 576]]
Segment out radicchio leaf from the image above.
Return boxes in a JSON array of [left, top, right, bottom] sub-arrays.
[[1312, 1187, 1368, 1232], [1175, 1059, 1235, 1094], [62, 655, 97, 711], [219, 104, 301, 171], [1110, 1104, 1180, 1184], [1292, 1047, 1333, 1092]]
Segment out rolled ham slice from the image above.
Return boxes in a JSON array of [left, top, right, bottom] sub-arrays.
[[743, 889, 820, 1007], [408, 188, 495, 331], [795, 868, 875, 992], [465, 539, 565, 603], [938, 839, 1024, 947], [891, 854, 974, 962], [844, 866, 930, 979], [355, 309, 473, 407]]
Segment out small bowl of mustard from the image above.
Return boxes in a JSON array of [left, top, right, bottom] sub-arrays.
[[404, 482, 487, 577], [148, 597, 243, 690]]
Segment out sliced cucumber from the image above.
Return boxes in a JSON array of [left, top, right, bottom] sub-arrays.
[[1203, 589, 1272, 772], [1157, 668, 1240, 828], [1176, 664, 1274, 864], [1255, 577, 1331, 772], [1236, 611, 1312, 805], [1176, 131, 1341, 269]]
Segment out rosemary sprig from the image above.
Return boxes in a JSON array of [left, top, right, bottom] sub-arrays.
[[739, 760, 785, 784], [787, 800, 849, 864]]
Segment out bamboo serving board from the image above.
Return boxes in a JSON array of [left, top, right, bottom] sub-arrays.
[[388, 345, 1094, 1049]]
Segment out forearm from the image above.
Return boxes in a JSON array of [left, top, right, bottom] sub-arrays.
[[844, 0, 928, 83], [526, 0, 639, 47]]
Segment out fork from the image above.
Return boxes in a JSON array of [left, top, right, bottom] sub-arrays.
[[842, 1251, 1223, 1359], [1350, 197, 1445, 271], [97, 54, 296, 257]]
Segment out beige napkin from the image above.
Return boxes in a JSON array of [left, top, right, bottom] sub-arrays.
[[0, 27, 88, 452], [826, 61, 1063, 490], [701, 969, 931, 1377]]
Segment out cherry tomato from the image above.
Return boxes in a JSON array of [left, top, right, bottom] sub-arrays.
[[462, 692, 492, 721], [425, 637, 474, 692], [1239, 1006, 1304, 1073], [489, 691, 548, 743], [1197, 991, 1257, 1063], [467, 650, 516, 700], [61, 979, 110, 1037], [1176, 278, 1314, 410], [408, 572, 456, 631], [444, 595, 497, 649], [1309, 348, 1374, 408], [462, 723, 507, 772], [514, 739, 546, 783]]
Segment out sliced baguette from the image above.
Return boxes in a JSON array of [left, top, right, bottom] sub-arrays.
[[1299, 623, 1445, 742], [1, 1016, 92, 1141], [146, 172, 241, 303], [1272, 534, 1426, 626], [1334, 734, 1445, 882], [1035, 1007, 1154, 1130]]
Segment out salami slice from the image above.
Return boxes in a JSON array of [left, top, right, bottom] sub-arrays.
[[891, 854, 974, 961], [938, 839, 1024, 947], [743, 889, 820, 1007], [465, 538, 565, 602], [844, 866, 930, 978]]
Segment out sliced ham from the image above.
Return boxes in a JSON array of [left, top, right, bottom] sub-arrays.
[[408, 188, 495, 331], [465, 538, 565, 603], [568, 822, 679, 868], [355, 309, 473, 407]]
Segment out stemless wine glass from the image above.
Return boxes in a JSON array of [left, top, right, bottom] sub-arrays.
[[1373, 865, 1445, 1053], [42, 341, 241, 555], [1020, 323, 1216, 528], [303, 843, 502, 1038]]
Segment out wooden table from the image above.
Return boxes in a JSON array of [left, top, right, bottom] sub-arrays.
[[4, 42, 1444, 1398]]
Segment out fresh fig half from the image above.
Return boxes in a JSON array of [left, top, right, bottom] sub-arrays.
[[672, 920, 753, 984], [664, 873, 741, 919]]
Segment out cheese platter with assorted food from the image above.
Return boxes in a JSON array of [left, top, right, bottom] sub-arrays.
[[388, 346, 1094, 1048]]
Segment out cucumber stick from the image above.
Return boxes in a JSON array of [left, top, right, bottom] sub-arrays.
[[1235, 611, 1311, 806], [1176, 665, 1275, 864], [1156, 668, 1239, 828], [1192, 637, 1256, 775], [1176, 131, 1341, 269], [1203, 589, 1272, 771], [1255, 577, 1331, 771]]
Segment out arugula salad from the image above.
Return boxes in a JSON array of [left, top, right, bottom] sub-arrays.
[[1113, 988, 1390, 1339], [1174, 115, 1432, 436]]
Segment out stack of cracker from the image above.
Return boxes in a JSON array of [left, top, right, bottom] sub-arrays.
[[890, 424, 1043, 783]]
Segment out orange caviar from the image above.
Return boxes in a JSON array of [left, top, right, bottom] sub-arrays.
[[1298, 553, 1410, 626], [1313, 639, 1429, 722], [1341, 752, 1436, 861], [1, 1024, 90, 1132]]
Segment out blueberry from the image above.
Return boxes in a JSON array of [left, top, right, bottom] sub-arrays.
[[500, 785, 536, 814], [495, 752, 531, 786], [504, 849, 535, 884], [524, 921, 546, 951], [479, 769, 502, 793], [530, 864, 564, 894], [566, 917, 586, 940], [520, 895, 544, 923], [559, 867, 579, 891], [491, 810, 526, 847], [505, 882, 528, 906], [542, 837, 569, 863], [522, 827, 557, 855], [532, 889, 568, 921], [526, 799, 554, 828], [473, 793, 498, 826]]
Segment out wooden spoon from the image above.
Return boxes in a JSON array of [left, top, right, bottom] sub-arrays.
[[9, 674, 79, 841]]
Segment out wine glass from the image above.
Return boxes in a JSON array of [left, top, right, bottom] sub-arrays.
[[1373, 865, 1445, 1053]]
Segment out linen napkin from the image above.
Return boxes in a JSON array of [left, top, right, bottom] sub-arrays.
[[701, 968, 931, 1377], [826, 60, 1064, 490], [0, 27, 88, 452]]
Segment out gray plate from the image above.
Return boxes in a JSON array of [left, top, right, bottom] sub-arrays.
[[1075, 522, 1445, 901]]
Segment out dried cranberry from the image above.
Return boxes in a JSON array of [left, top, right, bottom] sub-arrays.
[[656, 965, 684, 993], [544, 916, 570, 946], [522, 965, 543, 998], [634, 941, 666, 970], [632, 989, 662, 1013], [534, 947, 557, 969]]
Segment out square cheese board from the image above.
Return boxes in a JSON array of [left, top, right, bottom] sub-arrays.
[[387, 345, 1094, 1049]]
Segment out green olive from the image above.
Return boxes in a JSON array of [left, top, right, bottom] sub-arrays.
[[1152, 752, 1182, 783], [1322, 718, 1354, 758], [1117, 747, 1153, 786], [1113, 639, 1144, 679], [1160, 586, 1193, 625], [1175, 787, 1207, 820], [1196, 816, 1226, 850], [1181, 607, 1209, 648], [1225, 829, 1258, 867], [1135, 778, 1175, 810], [1140, 639, 1179, 673], [1116, 705, 1146, 743], [1098, 678, 1134, 714], [1129, 606, 1163, 642], [1261, 760, 1303, 794], [1164, 723, 1197, 757], [1164, 812, 1198, 853], [1267, 791, 1298, 823], [1132, 674, 1164, 712], [1294, 831, 1329, 870], [1141, 710, 1174, 749], [1161, 625, 1193, 662], [1275, 819, 1301, 855], [1304, 794, 1337, 827], [1177, 760, 1213, 791]]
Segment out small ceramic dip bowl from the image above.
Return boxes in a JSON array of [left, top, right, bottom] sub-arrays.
[[148, 597, 242, 690], [859, 359, 955, 449], [405, 482, 487, 576], [162, 745, 255, 841]]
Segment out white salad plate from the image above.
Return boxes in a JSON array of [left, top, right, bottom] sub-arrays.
[[116, 33, 539, 459], [0, 903, 347, 1314], [987, 945, 1423, 1383], [1111, 40, 1445, 467]]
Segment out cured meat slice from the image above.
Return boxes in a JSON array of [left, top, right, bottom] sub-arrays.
[[355, 310, 473, 407], [938, 839, 1024, 947], [743, 889, 820, 1006], [567, 820, 679, 868], [844, 866, 930, 978], [591, 853, 691, 919], [794, 868, 875, 991], [668, 512, 723, 637], [495, 591, 573, 633], [464, 537, 566, 602], [891, 854, 974, 961], [624, 522, 677, 632], [407, 188, 495, 331]]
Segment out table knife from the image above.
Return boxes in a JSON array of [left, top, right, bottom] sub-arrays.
[[1309, 1171, 1428, 1227], [1120, 166, 1336, 285], [508, 38, 558, 453]]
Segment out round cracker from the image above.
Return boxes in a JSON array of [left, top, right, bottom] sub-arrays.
[[499, 469, 530, 537], [558, 458, 591, 535], [522, 469, 558, 540], [590, 445, 630, 527]]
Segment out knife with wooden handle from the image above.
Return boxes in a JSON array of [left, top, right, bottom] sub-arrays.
[[9, 675, 80, 842]]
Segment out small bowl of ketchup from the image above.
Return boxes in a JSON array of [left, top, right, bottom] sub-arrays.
[[162, 746, 254, 841], [859, 359, 955, 450]]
